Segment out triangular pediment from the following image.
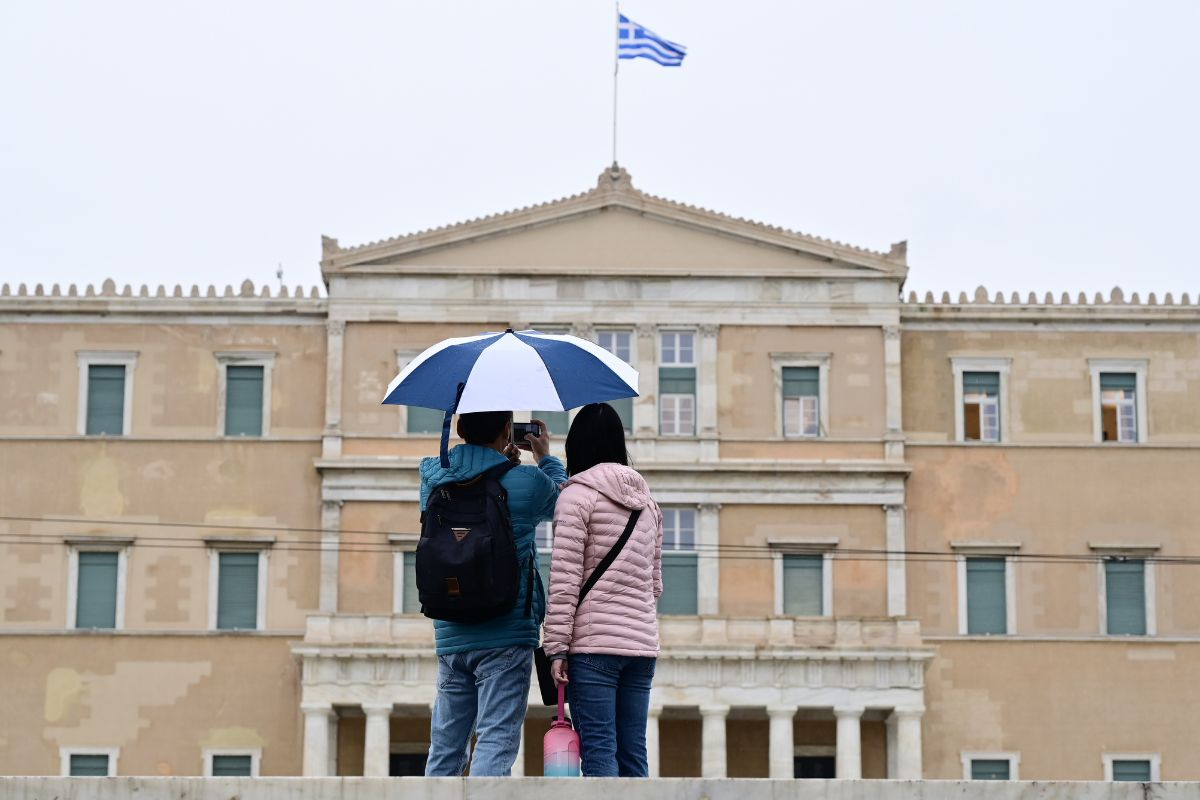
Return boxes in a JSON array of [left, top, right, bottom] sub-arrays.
[[321, 167, 907, 280]]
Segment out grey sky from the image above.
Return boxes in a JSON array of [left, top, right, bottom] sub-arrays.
[[2, 1, 1197, 298]]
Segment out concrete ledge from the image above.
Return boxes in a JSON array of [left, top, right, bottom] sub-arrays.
[[2, 778, 1197, 800]]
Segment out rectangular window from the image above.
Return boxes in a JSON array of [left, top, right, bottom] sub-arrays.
[[597, 330, 634, 433], [1100, 373, 1138, 442], [1105, 559, 1146, 635], [211, 755, 254, 776], [782, 366, 820, 437], [966, 557, 1007, 635], [1111, 760, 1152, 781], [401, 552, 419, 614], [659, 331, 695, 365], [217, 552, 260, 630], [658, 508, 697, 615], [76, 551, 119, 629], [536, 521, 554, 596], [69, 754, 112, 776], [970, 759, 1011, 780], [659, 368, 696, 436], [962, 371, 1001, 442], [224, 365, 264, 436], [86, 365, 127, 435], [782, 554, 823, 615]]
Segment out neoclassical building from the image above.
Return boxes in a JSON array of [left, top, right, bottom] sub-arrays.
[[2, 167, 1198, 781]]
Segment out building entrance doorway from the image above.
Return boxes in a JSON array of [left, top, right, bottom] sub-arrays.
[[794, 756, 836, 778]]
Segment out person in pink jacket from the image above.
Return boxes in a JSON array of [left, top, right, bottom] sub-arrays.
[[543, 402, 664, 777]]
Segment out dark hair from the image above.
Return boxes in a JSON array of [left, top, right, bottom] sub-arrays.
[[458, 410, 512, 445], [565, 403, 629, 476]]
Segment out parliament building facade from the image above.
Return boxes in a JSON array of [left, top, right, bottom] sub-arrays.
[[2, 167, 1198, 781]]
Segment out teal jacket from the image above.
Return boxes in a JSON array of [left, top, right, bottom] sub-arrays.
[[419, 444, 567, 655]]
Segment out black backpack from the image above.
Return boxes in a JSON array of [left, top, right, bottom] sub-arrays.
[[416, 462, 525, 623]]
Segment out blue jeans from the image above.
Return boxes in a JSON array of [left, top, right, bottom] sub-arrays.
[[567, 653, 656, 777], [425, 645, 533, 777]]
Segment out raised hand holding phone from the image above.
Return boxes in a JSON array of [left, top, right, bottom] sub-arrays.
[[525, 418, 551, 461]]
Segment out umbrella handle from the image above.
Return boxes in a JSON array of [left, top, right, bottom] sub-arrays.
[[439, 382, 466, 468]]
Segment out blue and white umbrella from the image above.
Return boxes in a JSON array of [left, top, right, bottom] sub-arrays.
[[382, 329, 639, 464]]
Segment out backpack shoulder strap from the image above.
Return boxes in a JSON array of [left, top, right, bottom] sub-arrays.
[[578, 508, 642, 606]]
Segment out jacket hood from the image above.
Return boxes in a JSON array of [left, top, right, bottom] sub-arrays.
[[566, 463, 652, 510], [419, 443, 508, 489]]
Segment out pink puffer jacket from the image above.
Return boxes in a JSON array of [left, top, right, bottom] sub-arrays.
[[543, 463, 663, 659]]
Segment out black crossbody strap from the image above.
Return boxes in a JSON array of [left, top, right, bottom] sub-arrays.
[[578, 508, 642, 606]]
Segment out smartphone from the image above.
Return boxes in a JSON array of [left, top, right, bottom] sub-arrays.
[[511, 421, 542, 450]]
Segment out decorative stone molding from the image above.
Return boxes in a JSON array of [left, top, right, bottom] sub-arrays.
[[903, 285, 1197, 308], [0, 280, 325, 302]]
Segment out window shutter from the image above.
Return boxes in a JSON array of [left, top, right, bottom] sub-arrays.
[[658, 552, 698, 615], [1100, 373, 1137, 393], [1111, 760, 1152, 781], [407, 406, 445, 434], [211, 755, 253, 777], [962, 371, 1000, 395], [966, 557, 1007, 634], [86, 365, 126, 435], [537, 550, 553, 597], [402, 552, 419, 613], [783, 555, 823, 615], [1106, 560, 1146, 635], [217, 552, 260, 629], [782, 366, 819, 398], [970, 759, 1011, 780], [609, 396, 634, 433], [224, 366, 264, 436], [76, 551, 119, 629], [69, 754, 111, 776], [659, 367, 696, 395]]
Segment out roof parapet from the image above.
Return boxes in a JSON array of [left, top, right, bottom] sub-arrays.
[[0, 279, 324, 301], [902, 285, 1195, 307]]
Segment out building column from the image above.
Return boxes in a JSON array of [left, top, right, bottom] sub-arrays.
[[700, 705, 729, 778], [697, 503, 721, 615], [633, 324, 658, 438], [767, 705, 795, 779], [646, 706, 662, 778], [885, 504, 907, 617], [362, 703, 392, 777], [512, 720, 525, 777], [834, 706, 863, 779], [894, 708, 923, 779], [320, 500, 341, 613], [883, 324, 904, 461], [302, 703, 335, 777], [323, 319, 346, 458], [698, 323, 719, 461]]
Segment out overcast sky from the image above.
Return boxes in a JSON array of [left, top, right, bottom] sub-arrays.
[[2, 2, 1197, 298]]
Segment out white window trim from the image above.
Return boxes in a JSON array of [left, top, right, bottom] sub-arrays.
[[207, 542, 272, 631], [1088, 359, 1149, 444], [1103, 753, 1161, 781], [952, 544, 1019, 636], [60, 747, 119, 777], [76, 351, 138, 436], [1093, 544, 1158, 636], [658, 329, 697, 366], [961, 751, 1021, 779], [950, 357, 1011, 443], [769, 539, 837, 617], [659, 392, 696, 437], [771, 353, 831, 439], [389, 533, 419, 615], [595, 329, 634, 364], [203, 748, 262, 777], [65, 539, 132, 630], [216, 352, 275, 438]]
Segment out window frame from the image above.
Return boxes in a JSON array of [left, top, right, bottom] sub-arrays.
[[60, 747, 119, 777], [390, 533, 420, 615], [952, 544, 1019, 636], [1092, 544, 1159, 636], [770, 541, 836, 617], [961, 752, 1021, 780], [658, 506, 699, 615], [66, 538, 132, 630], [206, 540, 272, 631], [770, 353, 831, 440], [595, 329, 633, 363], [216, 352, 275, 438], [950, 357, 1011, 443], [76, 351, 138, 436], [1103, 753, 1161, 782], [659, 331, 697, 437], [203, 748, 262, 777], [1088, 359, 1148, 444]]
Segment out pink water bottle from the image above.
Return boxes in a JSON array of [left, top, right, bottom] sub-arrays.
[[543, 683, 581, 777]]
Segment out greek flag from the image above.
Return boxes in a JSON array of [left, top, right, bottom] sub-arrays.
[[618, 14, 687, 67]]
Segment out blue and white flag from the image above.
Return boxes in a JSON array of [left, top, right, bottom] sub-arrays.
[[618, 14, 687, 66]]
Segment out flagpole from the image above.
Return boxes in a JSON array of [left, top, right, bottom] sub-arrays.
[[612, 0, 620, 166]]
